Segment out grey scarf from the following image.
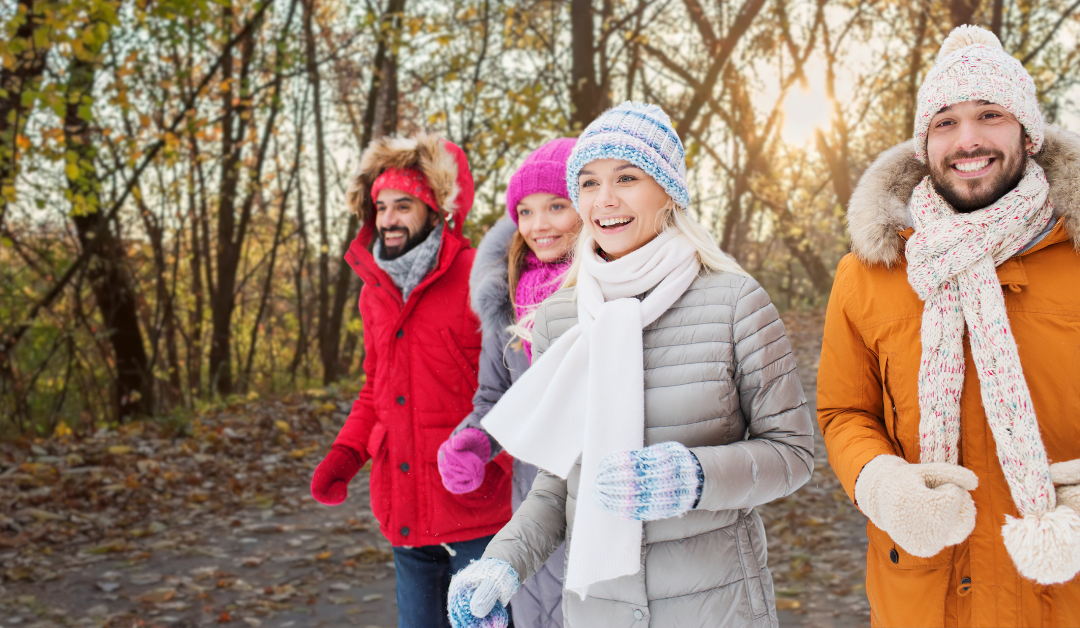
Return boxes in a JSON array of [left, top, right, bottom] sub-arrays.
[[374, 222, 443, 301]]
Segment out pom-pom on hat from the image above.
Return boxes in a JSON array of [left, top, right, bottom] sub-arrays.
[[565, 102, 689, 210], [506, 137, 577, 224], [913, 25, 1044, 162]]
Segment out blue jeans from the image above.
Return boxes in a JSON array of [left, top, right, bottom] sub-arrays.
[[393, 534, 513, 628]]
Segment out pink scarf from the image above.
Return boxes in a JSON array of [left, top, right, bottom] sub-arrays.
[[514, 251, 571, 361]]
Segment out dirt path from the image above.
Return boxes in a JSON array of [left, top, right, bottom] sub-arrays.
[[0, 311, 869, 628]]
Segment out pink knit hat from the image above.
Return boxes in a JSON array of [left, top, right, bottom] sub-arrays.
[[506, 137, 577, 224]]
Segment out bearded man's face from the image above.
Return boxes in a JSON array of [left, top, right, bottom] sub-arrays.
[[926, 100, 1033, 213], [374, 188, 438, 259]]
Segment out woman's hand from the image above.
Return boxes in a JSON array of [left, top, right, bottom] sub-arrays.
[[593, 441, 703, 521], [447, 558, 519, 628], [438, 428, 492, 494]]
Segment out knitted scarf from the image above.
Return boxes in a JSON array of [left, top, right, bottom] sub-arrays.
[[481, 230, 700, 599], [905, 161, 1080, 584], [514, 251, 571, 362], [374, 222, 443, 301]]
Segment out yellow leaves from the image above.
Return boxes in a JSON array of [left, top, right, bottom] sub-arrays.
[[64, 162, 80, 181], [108, 445, 132, 455], [274, 420, 290, 433], [315, 551, 332, 561], [775, 598, 801, 610], [53, 422, 73, 439], [289, 444, 319, 459]]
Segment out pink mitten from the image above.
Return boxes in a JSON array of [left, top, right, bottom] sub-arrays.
[[438, 428, 492, 494]]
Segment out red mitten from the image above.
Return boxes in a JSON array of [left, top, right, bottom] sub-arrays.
[[311, 445, 363, 506]]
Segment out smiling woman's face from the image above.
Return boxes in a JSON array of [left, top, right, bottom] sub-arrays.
[[516, 193, 581, 263], [576, 159, 669, 260]]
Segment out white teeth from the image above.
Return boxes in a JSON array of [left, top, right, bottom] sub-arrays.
[[955, 159, 990, 172], [534, 237, 557, 245], [598, 217, 632, 227]]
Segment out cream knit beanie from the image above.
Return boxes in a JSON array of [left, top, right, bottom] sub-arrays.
[[913, 25, 1044, 162]]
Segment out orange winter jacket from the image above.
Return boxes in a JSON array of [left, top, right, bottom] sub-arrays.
[[818, 127, 1080, 628]]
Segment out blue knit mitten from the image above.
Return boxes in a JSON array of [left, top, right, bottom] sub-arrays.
[[447, 558, 519, 628], [593, 441, 704, 521]]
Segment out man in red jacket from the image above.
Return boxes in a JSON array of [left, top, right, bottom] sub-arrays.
[[310, 135, 512, 628]]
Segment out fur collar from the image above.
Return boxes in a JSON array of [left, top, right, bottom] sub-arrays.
[[469, 217, 517, 333], [848, 125, 1080, 266]]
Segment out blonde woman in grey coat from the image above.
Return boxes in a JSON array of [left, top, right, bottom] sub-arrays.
[[447, 102, 814, 628]]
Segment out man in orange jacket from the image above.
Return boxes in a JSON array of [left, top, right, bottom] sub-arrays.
[[819, 25, 1080, 627]]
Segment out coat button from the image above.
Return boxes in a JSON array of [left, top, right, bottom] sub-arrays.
[[889, 549, 899, 564], [401, 527, 410, 537], [633, 609, 644, 620], [397, 396, 405, 405], [396, 329, 403, 338], [400, 462, 409, 472]]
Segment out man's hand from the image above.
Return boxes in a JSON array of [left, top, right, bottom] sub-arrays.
[[310, 445, 363, 506], [855, 454, 978, 557]]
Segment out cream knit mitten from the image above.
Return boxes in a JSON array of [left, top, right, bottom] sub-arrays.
[[447, 558, 519, 628], [854, 454, 978, 558], [1050, 459, 1080, 513]]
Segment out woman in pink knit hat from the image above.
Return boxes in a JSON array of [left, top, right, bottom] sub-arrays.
[[438, 137, 580, 628]]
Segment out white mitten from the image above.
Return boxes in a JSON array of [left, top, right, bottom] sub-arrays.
[[1050, 459, 1080, 513], [854, 454, 978, 558]]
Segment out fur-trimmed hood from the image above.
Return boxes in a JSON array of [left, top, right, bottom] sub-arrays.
[[469, 217, 517, 333], [848, 125, 1080, 266], [346, 134, 475, 245]]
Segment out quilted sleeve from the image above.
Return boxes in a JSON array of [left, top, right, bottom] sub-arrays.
[[692, 276, 815, 511]]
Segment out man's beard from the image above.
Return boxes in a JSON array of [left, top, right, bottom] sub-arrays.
[[378, 220, 436, 260], [929, 132, 1027, 213]]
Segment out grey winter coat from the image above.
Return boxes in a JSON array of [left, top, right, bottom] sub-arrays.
[[455, 217, 565, 627], [481, 268, 814, 628]]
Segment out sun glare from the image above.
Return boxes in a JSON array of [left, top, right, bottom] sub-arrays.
[[780, 73, 833, 146]]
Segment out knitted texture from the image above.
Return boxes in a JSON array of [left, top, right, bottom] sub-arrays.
[[310, 445, 362, 506], [565, 101, 689, 210], [373, 221, 443, 300], [514, 251, 571, 361], [447, 558, 519, 628], [914, 25, 1044, 162], [437, 427, 492, 494], [506, 137, 577, 224], [906, 162, 1080, 583], [371, 166, 440, 212], [592, 441, 703, 521]]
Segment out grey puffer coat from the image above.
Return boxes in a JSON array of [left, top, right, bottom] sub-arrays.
[[482, 268, 814, 628], [454, 217, 565, 627]]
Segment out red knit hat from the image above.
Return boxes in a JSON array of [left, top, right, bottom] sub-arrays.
[[371, 167, 439, 213]]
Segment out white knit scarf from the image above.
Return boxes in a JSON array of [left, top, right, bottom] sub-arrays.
[[905, 161, 1080, 584], [481, 230, 700, 599]]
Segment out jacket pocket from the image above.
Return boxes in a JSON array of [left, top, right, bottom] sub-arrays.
[[422, 427, 511, 538], [880, 353, 914, 461], [864, 520, 952, 627], [735, 513, 769, 619], [440, 328, 479, 391], [366, 423, 389, 525]]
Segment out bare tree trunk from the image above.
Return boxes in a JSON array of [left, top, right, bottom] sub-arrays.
[[0, 0, 50, 227], [570, 0, 609, 129], [951, 0, 982, 28], [323, 0, 406, 384], [63, 17, 153, 420]]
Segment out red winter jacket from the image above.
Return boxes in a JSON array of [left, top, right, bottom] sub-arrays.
[[335, 136, 512, 547]]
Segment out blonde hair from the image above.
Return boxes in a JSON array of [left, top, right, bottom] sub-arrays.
[[560, 199, 748, 289]]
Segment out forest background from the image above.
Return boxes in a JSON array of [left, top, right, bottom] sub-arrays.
[[3, 0, 1080, 432]]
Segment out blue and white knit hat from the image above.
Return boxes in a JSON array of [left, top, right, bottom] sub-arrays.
[[565, 102, 690, 210]]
